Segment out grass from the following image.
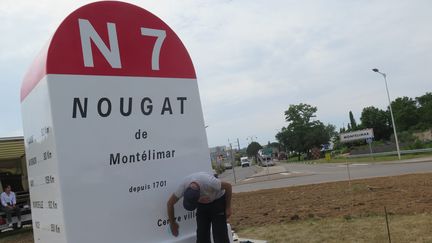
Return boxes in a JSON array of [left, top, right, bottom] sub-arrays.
[[237, 213, 432, 243], [327, 153, 432, 163], [281, 152, 432, 164]]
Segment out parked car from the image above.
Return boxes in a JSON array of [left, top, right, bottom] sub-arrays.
[[223, 162, 233, 169], [278, 152, 287, 160], [240, 157, 251, 167]]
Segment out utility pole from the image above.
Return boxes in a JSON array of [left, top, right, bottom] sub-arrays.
[[230, 142, 237, 183]]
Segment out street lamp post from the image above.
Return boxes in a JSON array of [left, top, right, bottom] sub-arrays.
[[372, 68, 401, 160], [227, 139, 237, 183]]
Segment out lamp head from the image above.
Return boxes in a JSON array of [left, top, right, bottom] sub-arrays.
[[372, 68, 379, 72]]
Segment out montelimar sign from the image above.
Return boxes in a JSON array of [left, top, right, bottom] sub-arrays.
[[340, 128, 374, 143], [20, 2, 211, 242]]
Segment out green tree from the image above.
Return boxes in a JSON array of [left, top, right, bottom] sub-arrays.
[[284, 103, 317, 124], [349, 111, 357, 130], [234, 152, 242, 166], [339, 126, 347, 133], [276, 103, 335, 161], [360, 106, 392, 140], [268, 142, 280, 148], [390, 96, 418, 131], [416, 92, 432, 128], [246, 142, 262, 163]]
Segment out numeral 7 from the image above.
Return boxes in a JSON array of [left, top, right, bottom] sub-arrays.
[[141, 27, 166, 70]]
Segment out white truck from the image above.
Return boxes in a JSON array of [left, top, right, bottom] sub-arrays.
[[240, 157, 251, 167]]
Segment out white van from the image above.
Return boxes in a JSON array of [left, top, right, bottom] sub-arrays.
[[240, 157, 251, 167], [261, 156, 275, 167]]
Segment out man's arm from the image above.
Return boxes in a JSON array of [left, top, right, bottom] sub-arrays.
[[12, 192, 16, 207], [221, 181, 232, 218], [167, 194, 180, 236], [0, 193, 7, 207]]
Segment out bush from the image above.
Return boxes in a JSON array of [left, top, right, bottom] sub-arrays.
[[341, 147, 350, 154], [409, 140, 425, 150], [398, 131, 416, 143], [214, 165, 225, 174]]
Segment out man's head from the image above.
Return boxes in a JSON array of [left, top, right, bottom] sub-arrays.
[[183, 182, 200, 211], [3, 185, 11, 194]]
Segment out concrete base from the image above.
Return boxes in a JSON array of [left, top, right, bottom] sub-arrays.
[[233, 228, 267, 243], [211, 224, 267, 243], [237, 238, 267, 243]]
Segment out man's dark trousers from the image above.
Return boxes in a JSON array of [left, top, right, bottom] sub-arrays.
[[196, 194, 229, 243], [1, 205, 21, 224]]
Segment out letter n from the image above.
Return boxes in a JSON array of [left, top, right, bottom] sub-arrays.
[[73, 98, 88, 118], [78, 19, 122, 68]]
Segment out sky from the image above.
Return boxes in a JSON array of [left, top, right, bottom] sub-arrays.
[[0, 0, 431, 148]]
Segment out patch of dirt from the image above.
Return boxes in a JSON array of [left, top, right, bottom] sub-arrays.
[[230, 172, 432, 230]]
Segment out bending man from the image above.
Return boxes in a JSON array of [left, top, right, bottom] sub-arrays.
[[167, 172, 232, 243]]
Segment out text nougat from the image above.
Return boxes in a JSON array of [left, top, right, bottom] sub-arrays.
[[72, 96, 187, 118]]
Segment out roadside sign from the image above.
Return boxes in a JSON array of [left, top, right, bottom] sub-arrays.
[[21, 2, 209, 242], [263, 147, 272, 156], [340, 128, 374, 143], [325, 152, 331, 161]]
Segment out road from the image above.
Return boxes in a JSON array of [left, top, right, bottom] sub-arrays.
[[218, 164, 260, 184], [219, 157, 432, 193]]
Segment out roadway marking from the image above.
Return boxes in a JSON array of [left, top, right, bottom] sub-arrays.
[[336, 163, 369, 167]]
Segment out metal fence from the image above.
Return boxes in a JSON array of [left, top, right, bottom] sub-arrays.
[[348, 148, 432, 158]]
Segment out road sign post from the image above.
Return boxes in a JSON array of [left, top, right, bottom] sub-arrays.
[[340, 129, 374, 158], [366, 137, 374, 160], [340, 129, 374, 143]]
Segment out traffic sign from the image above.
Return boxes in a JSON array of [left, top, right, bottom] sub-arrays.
[[340, 128, 374, 143], [263, 147, 272, 156]]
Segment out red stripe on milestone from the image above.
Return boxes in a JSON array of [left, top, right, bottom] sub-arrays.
[[21, 1, 196, 101], [20, 42, 49, 101]]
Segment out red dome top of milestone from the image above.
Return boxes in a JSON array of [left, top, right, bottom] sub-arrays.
[[21, 1, 196, 101]]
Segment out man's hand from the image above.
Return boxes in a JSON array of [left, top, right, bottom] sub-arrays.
[[221, 181, 233, 220], [198, 196, 211, 204], [226, 206, 232, 219], [167, 194, 180, 237], [170, 221, 179, 237]]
